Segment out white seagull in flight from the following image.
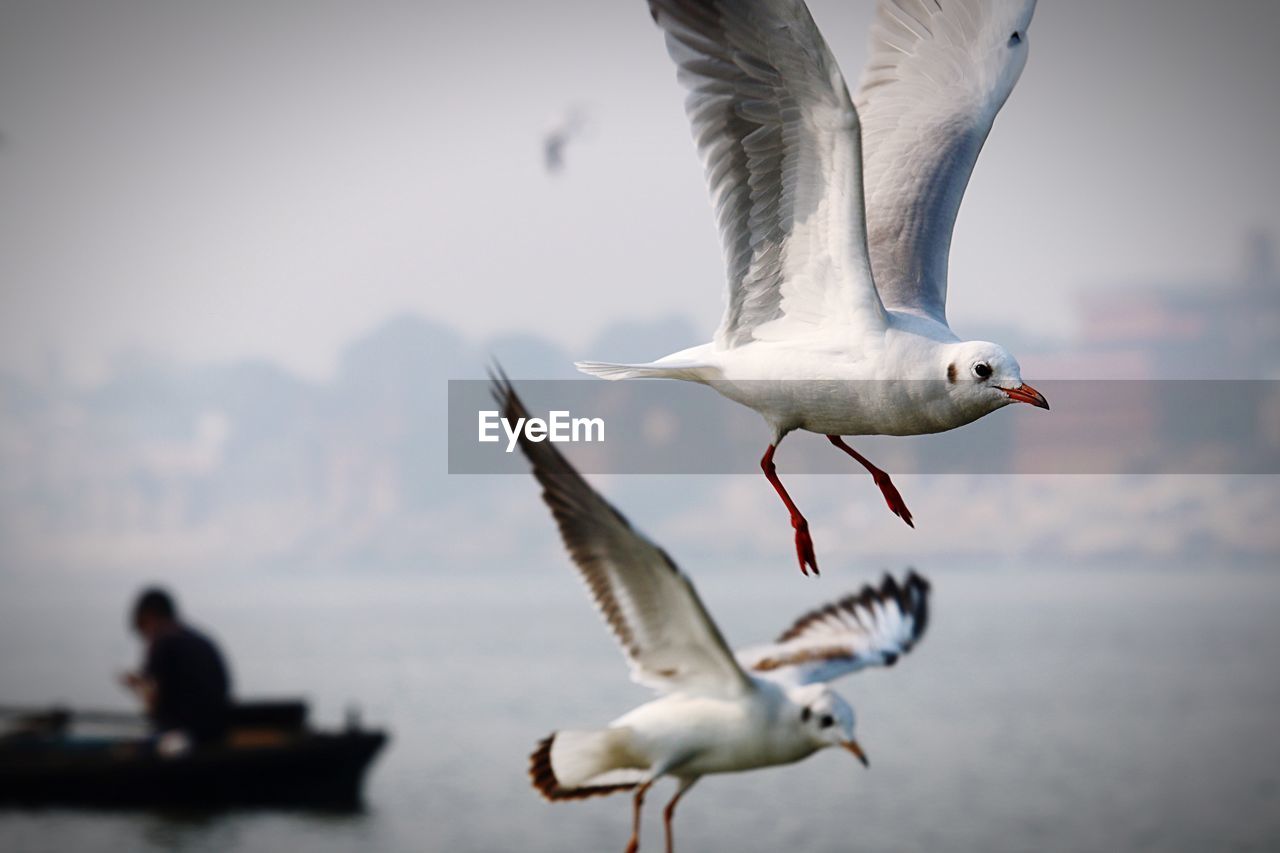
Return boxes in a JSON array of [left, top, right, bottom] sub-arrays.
[[577, 0, 1049, 575], [495, 377, 931, 853]]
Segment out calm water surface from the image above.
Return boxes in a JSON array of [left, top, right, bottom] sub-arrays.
[[1, 566, 1278, 853]]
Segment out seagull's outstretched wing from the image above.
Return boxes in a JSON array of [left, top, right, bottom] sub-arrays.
[[648, 0, 886, 348], [737, 571, 930, 684], [494, 374, 753, 698], [856, 0, 1037, 323]]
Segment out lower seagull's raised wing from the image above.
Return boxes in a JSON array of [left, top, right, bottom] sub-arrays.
[[737, 571, 930, 684], [494, 374, 753, 699]]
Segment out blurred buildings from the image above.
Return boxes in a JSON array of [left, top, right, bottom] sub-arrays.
[[0, 240, 1277, 576], [1031, 233, 1280, 379]]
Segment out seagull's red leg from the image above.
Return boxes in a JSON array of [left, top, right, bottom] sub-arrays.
[[662, 778, 697, 853], [624, 780, 653, 853], [761, 444, 819, 576], [826, 435, 914, 528]]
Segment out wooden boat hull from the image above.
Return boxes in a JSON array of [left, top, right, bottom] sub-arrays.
[[0, 731, 387, 809]]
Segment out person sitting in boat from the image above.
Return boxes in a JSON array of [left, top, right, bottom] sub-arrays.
[[120, 587, 232, 749]]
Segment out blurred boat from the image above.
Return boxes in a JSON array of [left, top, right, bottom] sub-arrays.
[[0, 700, 387, 809]]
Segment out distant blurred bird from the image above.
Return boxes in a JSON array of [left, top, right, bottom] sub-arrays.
[[494, 376, 930, 853], [577, 0, 1049, 575], [543, 106, 590, 175]]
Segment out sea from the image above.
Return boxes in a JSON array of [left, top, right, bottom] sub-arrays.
[[1, 565, 1278, 852]]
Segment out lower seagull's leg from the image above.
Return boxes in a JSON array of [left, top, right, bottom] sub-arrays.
[[760, 444, 819, 575], [662, 777, 698, 853], [624, 781, 654, 853], [826, 435, 914, 528]]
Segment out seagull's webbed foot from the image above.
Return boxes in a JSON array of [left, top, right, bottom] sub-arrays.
[[792, 517, 819, 577], [761, 444, 820, 576], [827, 436, 915, 529], [871, 469, 914, 528]]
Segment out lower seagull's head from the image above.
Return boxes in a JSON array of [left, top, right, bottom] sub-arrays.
[[941, 340, 1049, 417], [791, 684, 867, 767]]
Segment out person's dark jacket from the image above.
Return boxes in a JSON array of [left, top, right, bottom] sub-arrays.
[[143, 624, 231, 744]]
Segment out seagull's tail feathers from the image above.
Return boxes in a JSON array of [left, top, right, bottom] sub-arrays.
[[528, 729, 647, 802], [574, 358, 717, 382]]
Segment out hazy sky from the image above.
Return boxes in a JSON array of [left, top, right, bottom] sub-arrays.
[[2, 0, 1278, 381]]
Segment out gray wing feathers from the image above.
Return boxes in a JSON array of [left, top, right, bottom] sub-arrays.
[[651, 0, 884, 346], [738, 571, 931, 684], [856, 0, 1037, 322], [494, 373, 752, 697]]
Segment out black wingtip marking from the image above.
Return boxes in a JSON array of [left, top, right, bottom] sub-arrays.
[[902, 568, 931, 645], [487, 360, 517, 414]]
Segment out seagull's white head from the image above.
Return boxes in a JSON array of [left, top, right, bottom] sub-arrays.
[[791, 684, 867, 767], [943, 340, 1049, 417]]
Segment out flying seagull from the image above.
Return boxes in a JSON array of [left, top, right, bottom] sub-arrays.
[[577, 0, 1049, 575], [495, 376, 930, 853], [544, 106, 590, 174]]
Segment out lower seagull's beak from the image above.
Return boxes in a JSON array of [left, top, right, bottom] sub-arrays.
[[841, 740, 870, 768], [1002, 382, 1050, 410]]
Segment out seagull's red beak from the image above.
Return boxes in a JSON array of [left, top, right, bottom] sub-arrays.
[[841, 740, 869, 768], [1002, 383, 1049, 410]]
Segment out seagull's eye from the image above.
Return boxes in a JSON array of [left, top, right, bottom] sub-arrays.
[[1009, 31, 1022, 47], [973, 362, 992, 380], [800, 707, 811, 723], [819, 714, 835, 729]]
